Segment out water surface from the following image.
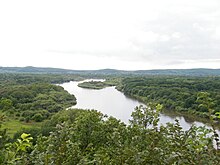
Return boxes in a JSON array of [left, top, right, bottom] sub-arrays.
[[61, 79, 213, 130]]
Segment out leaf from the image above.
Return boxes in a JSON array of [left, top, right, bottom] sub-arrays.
[[21, 133, 30, 140], [156, 104, 163, 111], [215, 112, 220, 119]]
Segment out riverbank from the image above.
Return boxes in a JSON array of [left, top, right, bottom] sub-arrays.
[[117, 91, 220, 129], [61, 80, 220, 131], [118, 76, 220, 124]]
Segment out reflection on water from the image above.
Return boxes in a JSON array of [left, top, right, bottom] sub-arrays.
[[183, 116, 195, 124], [61, 80, 141, 123], [60, 79, 215, 131]]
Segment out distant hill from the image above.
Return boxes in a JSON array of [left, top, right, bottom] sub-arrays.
[[0, 66, 77, 74], [133, 68, 220, 76], [0, 66, 220, 76]]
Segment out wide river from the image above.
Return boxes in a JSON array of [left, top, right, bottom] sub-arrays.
[[60, 79, 212, 130]]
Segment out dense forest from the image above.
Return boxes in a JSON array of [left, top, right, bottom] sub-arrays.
[[118, 76, 220, 119], [0, 73, 220, 164], [0, 74, 81, 135], [0, 73, 83, 85], [0, 83, 76, 122]]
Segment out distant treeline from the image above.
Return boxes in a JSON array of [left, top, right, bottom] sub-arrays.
[[0, 73, 83, 85], [1, 66, 220, 76]]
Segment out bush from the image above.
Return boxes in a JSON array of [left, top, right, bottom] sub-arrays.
[[32, 113, 43, 122]]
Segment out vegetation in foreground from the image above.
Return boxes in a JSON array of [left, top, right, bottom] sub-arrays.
[[1, 97, 220, 164]]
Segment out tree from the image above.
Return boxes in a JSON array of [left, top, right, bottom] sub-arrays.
[[0, 98, 13, 111], [197, 92, 220, 150], [32, 113, 44, 122]]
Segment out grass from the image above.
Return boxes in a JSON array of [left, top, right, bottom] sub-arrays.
[[1, 118, 41, 137]]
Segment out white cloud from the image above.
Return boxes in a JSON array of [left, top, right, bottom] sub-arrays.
[[0, 0, 220, 70]]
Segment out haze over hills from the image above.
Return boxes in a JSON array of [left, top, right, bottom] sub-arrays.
[[0, 66, 220, 76]]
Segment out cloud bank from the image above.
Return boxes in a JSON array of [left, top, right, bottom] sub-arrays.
[[0, 0, 219, 70]]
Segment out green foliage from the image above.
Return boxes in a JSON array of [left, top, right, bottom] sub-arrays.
[[196, 92, 220, 150], [0, 73, 83, 86], [1, 133, 32, 165], [1, 118, 39, 137], [0, 99, 13, 111], [1, 106, 220, 164], [28, 107, 220, 164], [119, 77, 220, 119], [0, 74, 220, 164], [0, 73, 79, 138], [78, 80, 114, 89], [13, 127, 41, 145], [32, 113, 44, 122], [130, 104, 162, 128], [0, 114, 10, 163], [78, 78, 121, 90], [0, 83, 76, 122]]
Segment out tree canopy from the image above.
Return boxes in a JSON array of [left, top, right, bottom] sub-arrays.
[[118, 76, 220, 119], [1, 106, 220, 164]]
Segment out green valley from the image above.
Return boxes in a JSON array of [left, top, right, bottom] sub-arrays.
[[0, 73, 220, 164]]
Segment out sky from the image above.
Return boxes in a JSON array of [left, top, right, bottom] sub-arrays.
[[0, 0, 220, 70]]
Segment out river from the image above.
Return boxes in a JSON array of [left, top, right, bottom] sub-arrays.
[[60, 79, 213, 130]]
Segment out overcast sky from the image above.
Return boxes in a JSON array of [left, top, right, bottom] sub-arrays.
[[0, 0, 220, 70]]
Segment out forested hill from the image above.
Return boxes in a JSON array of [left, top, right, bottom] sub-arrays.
[[0, 66, 220, 76]]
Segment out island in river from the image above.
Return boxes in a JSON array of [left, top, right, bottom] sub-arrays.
[[77, 79, 119, 90]]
